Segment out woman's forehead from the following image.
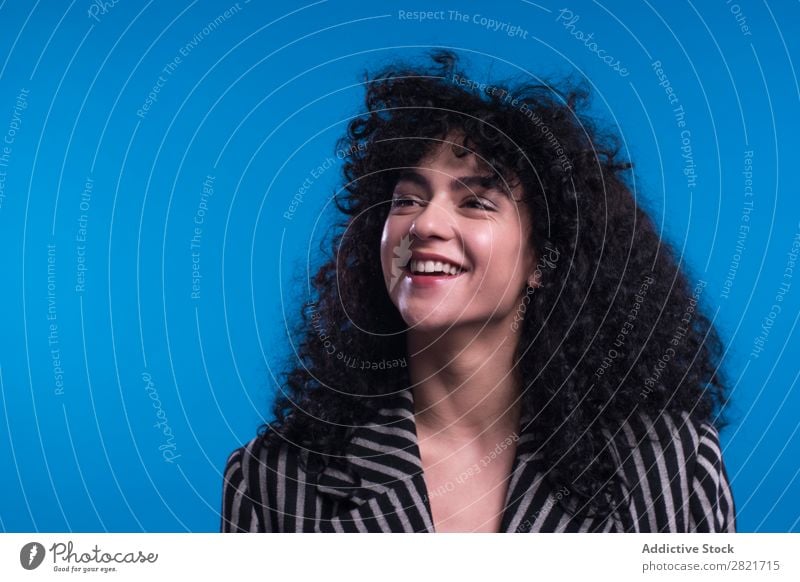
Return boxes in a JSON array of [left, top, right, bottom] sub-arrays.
[[415, 139, 492, 174]]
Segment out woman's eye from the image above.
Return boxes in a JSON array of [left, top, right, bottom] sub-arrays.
[[465, 198, 496, 211], [389, 195, 496, 211], [390, 196, 420, 208]]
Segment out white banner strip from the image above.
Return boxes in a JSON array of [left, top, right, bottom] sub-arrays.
[[1, 533, 797, 580]]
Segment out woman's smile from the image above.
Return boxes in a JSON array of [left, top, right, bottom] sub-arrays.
[[403, 265, 467, 287], [403, 251, 470, 287]]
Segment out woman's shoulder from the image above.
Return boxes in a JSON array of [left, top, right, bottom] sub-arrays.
[[607, 409, 722, 464], [224, 434, 305, 481], [224, 435, 267, 472], [604, 409, 736, 532], [221, 435, 307, 532], [221, 436, 265, 532]]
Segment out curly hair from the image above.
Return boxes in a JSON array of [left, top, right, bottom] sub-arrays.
[[257, 50, 731, 520]]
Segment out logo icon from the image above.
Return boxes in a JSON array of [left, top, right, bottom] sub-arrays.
[[389, 234, 412, 292], [20, 542, 46, 570]]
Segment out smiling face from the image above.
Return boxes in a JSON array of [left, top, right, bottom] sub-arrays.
[[380, 137, 539, 334]]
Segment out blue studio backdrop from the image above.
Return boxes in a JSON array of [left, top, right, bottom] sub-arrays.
[[0, 0, 798, 532]]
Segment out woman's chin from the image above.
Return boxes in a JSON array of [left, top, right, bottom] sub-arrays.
[[400, 311, 469, 334]]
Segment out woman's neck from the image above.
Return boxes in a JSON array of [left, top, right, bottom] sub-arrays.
[[408, 325, 523, 444]]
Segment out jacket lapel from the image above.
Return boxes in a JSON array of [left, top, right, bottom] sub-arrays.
[[314, 389, 434, 532]]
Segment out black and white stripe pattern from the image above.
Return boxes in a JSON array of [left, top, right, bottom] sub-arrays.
[[221, 389, 736, 532]]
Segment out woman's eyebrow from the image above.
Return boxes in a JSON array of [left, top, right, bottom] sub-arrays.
[[393, 171, 431, 193], [451, 175, 504, 192], [394, 171, 506, 195]]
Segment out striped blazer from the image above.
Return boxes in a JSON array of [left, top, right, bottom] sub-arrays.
[[220, 388, 736, 533]]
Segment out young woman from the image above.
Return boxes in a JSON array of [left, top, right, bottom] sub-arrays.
[[221, 51, 735, 533]]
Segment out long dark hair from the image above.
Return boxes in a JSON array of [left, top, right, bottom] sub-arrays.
[[258, 51, 731, 519]]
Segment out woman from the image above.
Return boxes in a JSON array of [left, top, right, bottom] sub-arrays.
[[220, 51, 736, 533]]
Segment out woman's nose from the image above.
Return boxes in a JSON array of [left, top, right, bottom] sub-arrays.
[[409, 199, 456, 241]]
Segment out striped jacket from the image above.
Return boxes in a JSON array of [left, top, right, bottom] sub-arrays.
[[220, 388, 736, 532]]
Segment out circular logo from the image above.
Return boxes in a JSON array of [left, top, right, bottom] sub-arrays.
[[20, 542, 46, 570]]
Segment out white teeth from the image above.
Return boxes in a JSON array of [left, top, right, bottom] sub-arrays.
[[409, 259, 463, 275]]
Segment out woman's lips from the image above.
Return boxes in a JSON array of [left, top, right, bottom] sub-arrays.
[[403, 267, 467, 287]]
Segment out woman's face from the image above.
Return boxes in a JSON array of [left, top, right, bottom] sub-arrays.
[[380, 138, 538, 333]]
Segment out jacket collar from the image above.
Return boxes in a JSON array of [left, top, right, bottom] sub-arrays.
[[313, 387, 549, 531]]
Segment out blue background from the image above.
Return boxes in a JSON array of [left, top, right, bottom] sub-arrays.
[[0, 0, 798, 532]]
